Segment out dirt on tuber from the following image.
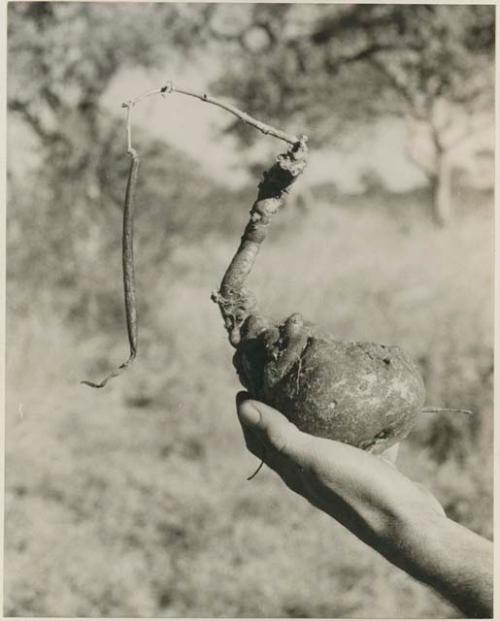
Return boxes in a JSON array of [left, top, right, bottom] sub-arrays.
[[233, 314, 425, 453], [213, 138, 426, 454], [83, 81, 468, 457]]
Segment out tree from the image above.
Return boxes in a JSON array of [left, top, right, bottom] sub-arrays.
[[6, 3, 223, 324], [7, 2, 212, 191], [209, 4, 494, 226]]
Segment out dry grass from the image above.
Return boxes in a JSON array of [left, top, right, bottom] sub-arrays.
[[5, 195, 493, 617]]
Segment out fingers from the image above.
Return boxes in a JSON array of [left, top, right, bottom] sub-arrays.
[[234, 394, 449, 548], [236, 394, 312, 495], [236, 393, 310, 468]]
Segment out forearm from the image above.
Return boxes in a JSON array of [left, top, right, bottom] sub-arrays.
[[235, 398, 493, 617], [390, 512, 493, 618]]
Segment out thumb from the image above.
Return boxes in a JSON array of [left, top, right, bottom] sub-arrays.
[[237, 397, 308, 462]]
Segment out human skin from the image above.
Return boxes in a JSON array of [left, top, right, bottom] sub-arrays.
[[236, 393, 493, 618]]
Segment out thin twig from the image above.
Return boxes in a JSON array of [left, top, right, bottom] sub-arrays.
[[122, 80, 301, 146], [83, 80, 304, 388], [422, 407, 473, 415]]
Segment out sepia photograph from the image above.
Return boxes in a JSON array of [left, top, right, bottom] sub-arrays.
[[4, 2, 495, 618]]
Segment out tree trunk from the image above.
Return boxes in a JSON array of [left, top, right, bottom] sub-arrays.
[[405, 118, 454, 227], [430, 152, 453, 227]]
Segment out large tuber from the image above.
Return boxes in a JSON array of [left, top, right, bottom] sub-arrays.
[[82, 82, 466, 454], [213, 137, 426, 454], [233, 314, 425, 453]]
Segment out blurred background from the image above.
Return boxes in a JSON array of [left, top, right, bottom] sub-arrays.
[[5, 3, 494, 618]]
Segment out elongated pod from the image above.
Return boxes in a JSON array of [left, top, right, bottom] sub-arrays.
[[82, 150, 140, 388], [82, 83, 300, 389]]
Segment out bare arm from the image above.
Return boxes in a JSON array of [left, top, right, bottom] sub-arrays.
[[236, 394, 493, 618], [399, 514, 492, 618]]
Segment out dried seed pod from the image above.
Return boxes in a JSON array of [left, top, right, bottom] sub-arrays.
[[212, 139, 464, 455], [82, 82, 468, 452]]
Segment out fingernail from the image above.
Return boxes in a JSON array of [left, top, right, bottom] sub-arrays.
[[236, 391, 251, 407], [238, 400, 261, 427]]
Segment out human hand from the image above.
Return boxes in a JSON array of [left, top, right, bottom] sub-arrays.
[[236, 393, 445, 563], [236, 393, 493, 618]]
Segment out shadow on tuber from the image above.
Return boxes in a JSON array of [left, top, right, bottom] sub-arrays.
[[82, 82, 471, 460]]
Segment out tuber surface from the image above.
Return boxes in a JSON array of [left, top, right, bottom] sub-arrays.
[[83, 81, 469, 456], [212, 139, 426, 453]]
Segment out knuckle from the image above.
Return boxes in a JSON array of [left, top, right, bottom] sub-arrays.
[[268, 425, 311, 464], [268, 427, 291, 457]]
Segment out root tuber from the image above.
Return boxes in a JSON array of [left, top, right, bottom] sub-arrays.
[[210, 126, 470, 456], [82, 80, 470, 460]]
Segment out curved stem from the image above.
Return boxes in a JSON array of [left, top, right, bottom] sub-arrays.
[[122, 80, 301, 146], [84, 80, 308, 387], [172, 85, 299, 145], [121, 80, 308, 349], [213, 138, 309, 346]]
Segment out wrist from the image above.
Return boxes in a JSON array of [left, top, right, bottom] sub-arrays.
[[371, 501, 446, 572], [393, 508, 450, 576], [387, 510, 492, 617]]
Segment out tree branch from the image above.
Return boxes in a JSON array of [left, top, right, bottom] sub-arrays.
[[326, 43, 415, 73], [368, 57, 423, 118], [9, 98, 55, 142]]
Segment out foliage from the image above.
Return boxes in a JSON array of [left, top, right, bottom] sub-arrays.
[[6, 5, 494, 617], [7, 2, 251, 330], [5, 195, 493, 617], [209, 5, 495, 225], [7, 122, 252, 333], [210, 4, 494, 148]]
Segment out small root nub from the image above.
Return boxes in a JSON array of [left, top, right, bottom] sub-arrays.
[[81, 353, 136, 389], [247, 459, 265, 481], [422, 407, 473, 415]]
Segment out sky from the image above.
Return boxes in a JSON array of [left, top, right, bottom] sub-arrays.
[[7, 52, 427, 195], [103, 59, 427, 194]]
